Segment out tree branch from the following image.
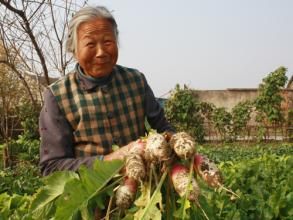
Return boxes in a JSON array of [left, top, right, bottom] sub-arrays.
[[0, 0, 50, 85]]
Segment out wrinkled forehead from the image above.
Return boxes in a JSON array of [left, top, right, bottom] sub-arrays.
[[78, 18, 115, 35]]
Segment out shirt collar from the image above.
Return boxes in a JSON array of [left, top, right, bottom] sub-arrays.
[[76, 63, 114, 91]]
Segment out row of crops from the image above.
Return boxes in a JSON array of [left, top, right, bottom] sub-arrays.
[[197, 143, 292, 219], [0, 143, 292, 219]]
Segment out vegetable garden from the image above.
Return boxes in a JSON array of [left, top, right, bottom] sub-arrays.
[[0, 0, 292, 218], [0, 67, 292, 219], [0, 143, 292, 219]]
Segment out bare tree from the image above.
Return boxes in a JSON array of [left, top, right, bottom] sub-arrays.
[[0, 38, 37, 105], [0, 56, 25, 167], [0, 0, 87, 103]]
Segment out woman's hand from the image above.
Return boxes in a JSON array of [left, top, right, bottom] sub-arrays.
[[103, 139, 145, 161]]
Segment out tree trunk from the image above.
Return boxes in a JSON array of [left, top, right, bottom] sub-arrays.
[[3, 145, 9, 168]]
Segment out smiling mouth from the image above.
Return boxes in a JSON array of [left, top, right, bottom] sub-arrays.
[[96, 60, 110, 65], [93, 62, 107, 67], [94, 57, 109, 64]]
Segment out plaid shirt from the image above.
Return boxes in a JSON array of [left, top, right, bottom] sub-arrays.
[[39, 64, 174, 175], [50, 65, 146, 156]]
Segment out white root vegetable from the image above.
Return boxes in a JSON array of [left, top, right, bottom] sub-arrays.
[[125, 153, 146, 181], [171, 163, 200, 202], [169, 132, 196, 159], [115, 177, 137, 209], [145, 132, 172, 163], [129, 139, 145, 155], [193, 154, 223, 188], [194, 154, 240, 198]]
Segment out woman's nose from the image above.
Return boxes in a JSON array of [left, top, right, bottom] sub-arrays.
[[95, 43, 106, 57]]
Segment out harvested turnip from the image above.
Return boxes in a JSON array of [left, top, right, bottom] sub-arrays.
[[193, 154, 223, 188], [144, 132, 172, 163], [125, 153, 146, 181], [194, 154, 239, 198], [171, 163, 200, 202], [115, 177, 137, 209], [169, 132, 196, 160]]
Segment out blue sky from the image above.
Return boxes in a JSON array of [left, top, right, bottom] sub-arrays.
[[87, 0, 293, 97]]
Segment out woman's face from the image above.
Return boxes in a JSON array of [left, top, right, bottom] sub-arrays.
[[75, 18, 118, 78]]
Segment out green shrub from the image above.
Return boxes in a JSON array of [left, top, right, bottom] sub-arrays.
[[0, 162, 42, 196], [212, 107, 232, 142], [165, 85, 205, 143], [16, 101, 40, 140], [231, 101, 253, 140]]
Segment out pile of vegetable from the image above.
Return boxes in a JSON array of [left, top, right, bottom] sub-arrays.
[[113, 131, 239, 219]]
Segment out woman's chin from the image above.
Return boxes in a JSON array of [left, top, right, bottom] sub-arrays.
[[88, 69, 112, 78]]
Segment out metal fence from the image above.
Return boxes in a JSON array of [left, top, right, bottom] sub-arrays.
[[203, 123, 293, 142]]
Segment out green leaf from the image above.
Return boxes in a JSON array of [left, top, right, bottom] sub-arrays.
[[79, 165, 103, 194], [122, 213, 135, 220], [91, 159, 124, 194], [54, 159, 123, 220], [30, 171, 78, 216], [173, 197, 191, 219], [30, 200, 56, 220], [0, 193, 12, 219], [134, 182, 151, 207], [134, 170, 167, 220], [55, 179, 90, 219]]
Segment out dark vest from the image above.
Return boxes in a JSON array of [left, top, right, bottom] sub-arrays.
[[50, 65, 146, 157]]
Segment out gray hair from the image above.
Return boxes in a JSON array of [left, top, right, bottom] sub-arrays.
[[66, 6, 119, 55]]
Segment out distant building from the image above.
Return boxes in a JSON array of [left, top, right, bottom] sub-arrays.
[[193, 88, 258, 111], [193, 88, 293, 113]]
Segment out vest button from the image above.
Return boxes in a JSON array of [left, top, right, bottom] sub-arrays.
[[113, 137, 120, 145], [107, 112, 114, 119], [101, 86, 108, 94]]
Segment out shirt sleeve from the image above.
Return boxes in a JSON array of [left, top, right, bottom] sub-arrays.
[[142, 74, 175, 133], [39, 89, 101, 176]]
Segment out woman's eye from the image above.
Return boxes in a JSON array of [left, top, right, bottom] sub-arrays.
[[86, 42, 94, 47], [104, 40, 115, 46]]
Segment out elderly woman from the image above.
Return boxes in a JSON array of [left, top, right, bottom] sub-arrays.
[[39, 6, 174, 176]]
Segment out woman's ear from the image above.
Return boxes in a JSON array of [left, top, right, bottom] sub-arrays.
[[73, 51, 78, 60]]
